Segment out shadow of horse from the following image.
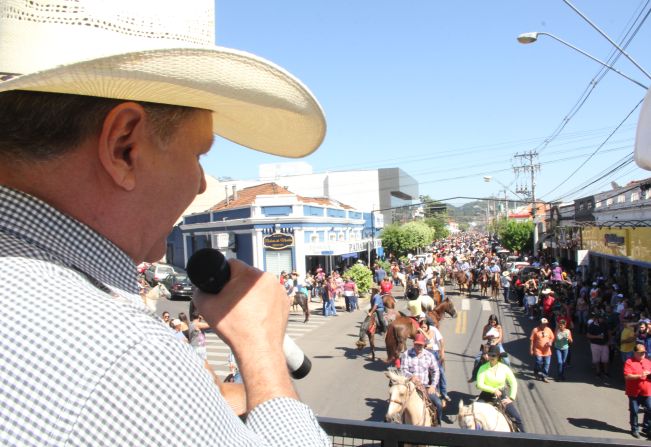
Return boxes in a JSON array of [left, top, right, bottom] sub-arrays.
[[567, 418, 630, 435], [365, 397, 389, 422]]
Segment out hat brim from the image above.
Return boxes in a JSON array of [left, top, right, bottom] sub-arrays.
[[0, 47, 326, 158]]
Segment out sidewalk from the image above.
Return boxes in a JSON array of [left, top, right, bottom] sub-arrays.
[[306, 284, 405, 314]]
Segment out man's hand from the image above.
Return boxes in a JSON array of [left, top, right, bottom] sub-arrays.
[[494, 389, 502, 398], [193, 259, 296, 410]]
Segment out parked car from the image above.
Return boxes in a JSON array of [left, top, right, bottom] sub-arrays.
[[144, 263, 176, 285], [160, 272, 195, 300]]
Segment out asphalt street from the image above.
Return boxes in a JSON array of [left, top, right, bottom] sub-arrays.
[[292, 286, 635, 441], [152, 286, 635, 441]]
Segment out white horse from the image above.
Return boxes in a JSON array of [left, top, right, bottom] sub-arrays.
[[385, 369, 436, 427], [143, 283, 170, 312], [457, 400, 513, 432]]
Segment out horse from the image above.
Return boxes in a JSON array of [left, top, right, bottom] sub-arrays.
[[478, 270, 490, 298], [385, 368, 437, 427], [143, 283, 170, 312], [457, 400, 514, 432], [454, 271, 473, 297], [490, 272, 501, 300], [355, 294, 398, 361], [291, 291, 310, 323], [356, 314, 379, 360], [385, 298, 457, 365]]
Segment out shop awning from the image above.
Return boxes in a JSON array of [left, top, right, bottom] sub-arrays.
[[341, 253, 359, 260]]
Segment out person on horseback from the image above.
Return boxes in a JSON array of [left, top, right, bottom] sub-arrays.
[[399, 333, 443, 425], [368, 286, 386, 335], [476, 345, 525, 432]]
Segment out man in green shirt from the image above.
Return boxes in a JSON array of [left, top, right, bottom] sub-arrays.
[[476, 345, 525, 432]]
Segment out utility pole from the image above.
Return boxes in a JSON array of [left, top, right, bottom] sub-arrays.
[[513, 151, 541, 256]]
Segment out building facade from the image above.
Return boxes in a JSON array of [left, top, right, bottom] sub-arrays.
[[166, 183, 382, 277]]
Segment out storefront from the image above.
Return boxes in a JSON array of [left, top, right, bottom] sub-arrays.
[[582, 226, 651, 298]]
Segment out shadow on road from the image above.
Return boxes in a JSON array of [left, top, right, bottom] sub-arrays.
[[567, 418, 630, 435], [365, 397, 389, 422]]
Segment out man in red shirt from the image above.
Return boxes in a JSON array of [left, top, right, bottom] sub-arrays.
[[380, 276, 393, 295], [624, 343, 651, 439]]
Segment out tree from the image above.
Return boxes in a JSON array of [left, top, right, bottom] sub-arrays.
[[343, 263, 373, 294], [379, 221, 434, 258], [497, 220, 534, 253]]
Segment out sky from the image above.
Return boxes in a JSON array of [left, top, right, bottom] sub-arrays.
[[203, 1, 651, 209]]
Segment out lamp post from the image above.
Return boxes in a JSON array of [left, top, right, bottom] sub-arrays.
[[516, 32, 648, 90]]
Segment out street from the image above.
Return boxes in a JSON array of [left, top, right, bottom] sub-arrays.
[[292, 287, 633, 440], [152, 287, 633, 441]]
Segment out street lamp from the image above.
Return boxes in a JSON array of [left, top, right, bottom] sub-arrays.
[[516, 32, 648, 90]]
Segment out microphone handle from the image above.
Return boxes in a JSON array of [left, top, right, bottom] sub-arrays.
[[186, 248, 311, 379]]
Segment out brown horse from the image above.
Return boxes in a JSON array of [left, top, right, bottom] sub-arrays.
[[454, 271, 473, 296], [490, 272, 501, 300], [291, 292, 310, 323], [385, 298, 457, 365], [355, 294, 398, 360], [478, 270, 490, 298]]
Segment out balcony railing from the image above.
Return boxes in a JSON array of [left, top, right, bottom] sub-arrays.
[[318, 417, 640, 447]]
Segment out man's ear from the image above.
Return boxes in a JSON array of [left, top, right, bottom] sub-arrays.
[[97, 102, 149, 191]]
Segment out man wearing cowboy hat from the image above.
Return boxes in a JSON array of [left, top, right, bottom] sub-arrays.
[[0, 0, 328, 445], [399, 333, 443, 425]]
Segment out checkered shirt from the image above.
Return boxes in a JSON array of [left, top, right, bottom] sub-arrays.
[[399, 348, 440, 388], [0, 186, 329, 446]]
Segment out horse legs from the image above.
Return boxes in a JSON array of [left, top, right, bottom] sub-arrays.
[[301, 298, 310, 323], [369, 332, 376, 361]]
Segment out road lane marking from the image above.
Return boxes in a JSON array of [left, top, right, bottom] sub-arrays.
[[455, 311, 467, 334], [481, 300, 492, 312], [461, 298, 470, 311]]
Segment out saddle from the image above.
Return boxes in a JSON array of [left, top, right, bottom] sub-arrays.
[[413, 384, 440, 425]]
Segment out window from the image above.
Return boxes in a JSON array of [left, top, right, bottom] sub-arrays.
[[595, 201, 602, 209], [645, 189, 651, 200], [329, 233, 336, 242], [631, 192, 639, 202], [617, 194, 625, 204], [606, 198, 613, 206]]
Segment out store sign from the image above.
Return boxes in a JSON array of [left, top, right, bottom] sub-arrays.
[[604, 233, 625, 246], [264, 233, 294, 250]]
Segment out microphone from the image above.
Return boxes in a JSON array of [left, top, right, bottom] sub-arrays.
[[186, 248, 312, 379]]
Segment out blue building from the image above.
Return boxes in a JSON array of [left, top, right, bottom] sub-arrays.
[[166, 183, 382, 277]]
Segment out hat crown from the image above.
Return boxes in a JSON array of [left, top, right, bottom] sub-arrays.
[[0, 0, 214, 75]]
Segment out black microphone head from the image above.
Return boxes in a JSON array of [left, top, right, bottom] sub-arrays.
[[186, 248, 230, 294]]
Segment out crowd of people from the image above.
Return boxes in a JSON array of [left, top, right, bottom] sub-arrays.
[[373, 231, 651, 436]]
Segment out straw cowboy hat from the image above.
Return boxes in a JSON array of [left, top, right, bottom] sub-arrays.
[[0, 0, 325, 157]]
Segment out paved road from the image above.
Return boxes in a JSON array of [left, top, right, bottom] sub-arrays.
[[291, 286, 634, 441], [153, 287, 635, 441]]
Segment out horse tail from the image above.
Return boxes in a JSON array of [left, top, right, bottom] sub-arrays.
[[384, 324, 399, 365], [301, 294, 310, 323]]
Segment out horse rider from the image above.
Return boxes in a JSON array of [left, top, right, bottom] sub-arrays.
[[475, 345, 525, 432], [368, 286, 386, 335], [459, 257, 471, 283], [399, 333, 443, 426]]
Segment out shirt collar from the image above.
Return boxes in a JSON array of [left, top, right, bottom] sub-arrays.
[[0, 185, 138, 293]]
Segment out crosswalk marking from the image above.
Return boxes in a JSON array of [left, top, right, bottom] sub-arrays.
[[461, 298, 470, 311], [204, 312, 330, 377], [482, 300, 492, 312]]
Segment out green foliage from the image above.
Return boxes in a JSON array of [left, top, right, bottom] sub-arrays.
[[376, 259, 391, 272], [424, 217, 450, 239], [379, 221, 435, 258], [497, 220, 534, 253], [343, 263, 373, 294]]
